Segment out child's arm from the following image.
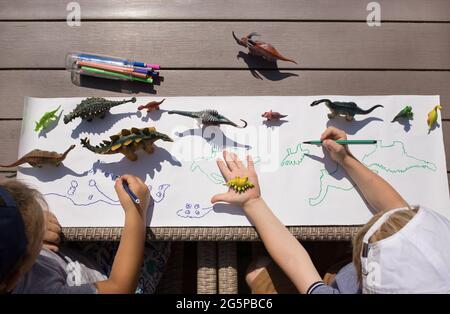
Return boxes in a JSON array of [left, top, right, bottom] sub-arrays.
[[95, 175, 150, 294], [321, 127, 409, 213], [212, 151, 322, 293]]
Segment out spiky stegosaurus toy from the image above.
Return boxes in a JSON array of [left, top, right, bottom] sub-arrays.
[[80, 127, 173, 161], [64, 97, 136, 124]]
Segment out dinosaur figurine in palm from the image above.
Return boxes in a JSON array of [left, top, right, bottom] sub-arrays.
[[80, 127, 173, 161], [138, 99, 165, 112], [310, 99, 384, 121], [35, 105, 62, 132], [0, 145, 75, 168], [64, 97, 136, 124], [232, 31, 297, 64], [168, 109, 247, 128], [225, 176, 255, 194]]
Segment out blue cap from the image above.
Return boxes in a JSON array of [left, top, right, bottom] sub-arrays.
[[0, 187, 28, 281]]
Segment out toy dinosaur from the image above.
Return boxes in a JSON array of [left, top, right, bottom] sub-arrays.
[[232, 31, 297, 64], [0, 145, 75, 168], [64, 97, 136, 124], [261, 110, 287, 121], [225, 176, 255, 193], [138, 99, 165, 112], [310, 99, 384, 121], [168, 110, 247, 128], [34, 105, 61, 132], [80, 127, 173, 161], [427, 105, 442, 131], [392, 106, 414, 123]]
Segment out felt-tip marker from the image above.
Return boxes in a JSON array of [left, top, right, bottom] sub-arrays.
[[122, 180, 140, 204], [303, 140, 377, 145]]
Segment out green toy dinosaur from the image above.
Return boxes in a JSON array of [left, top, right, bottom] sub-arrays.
[[34, 105, 61, 132], [391, 106, 414, 123]]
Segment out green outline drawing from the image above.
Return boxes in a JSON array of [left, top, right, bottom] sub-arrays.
[[280, 143, 310, 167], [308, 140, 437, 206]]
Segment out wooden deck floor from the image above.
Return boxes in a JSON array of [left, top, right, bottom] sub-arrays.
[[0, 0, 449, 293]]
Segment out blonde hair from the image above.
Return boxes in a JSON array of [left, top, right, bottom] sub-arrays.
[[0, 180, 45, 283], [352, 208, 417, 284]]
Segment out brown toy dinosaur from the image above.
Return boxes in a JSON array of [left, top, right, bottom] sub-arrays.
[[261, 110, 288, 121], [232, 31, 297, 64], [138, 99, 165, 112], [0, 145, 76, 168]]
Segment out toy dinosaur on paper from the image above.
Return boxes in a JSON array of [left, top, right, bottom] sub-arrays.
[[34, 105, 61, 132], [427, 105, 442, 131], [225, 176, 255, 193], [80, 127, 173, 161], [232, 31, 297, 64], [310, 99, 384, 121], [392, 106, 414, 123], [0, 145, 75, 168], [138, 99, 165, 112], [64, 97, 136, 124], [261, 110, 287, 121], [168, 109, 247, 128]]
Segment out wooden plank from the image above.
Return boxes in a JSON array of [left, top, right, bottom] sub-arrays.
[[0, 0, 448, 21], [1, 70, 449, 119], [0, 22, 449, 69], [1, 119, 450, 172]]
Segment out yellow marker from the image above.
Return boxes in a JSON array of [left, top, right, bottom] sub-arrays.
[[427, 105, 442, 130]]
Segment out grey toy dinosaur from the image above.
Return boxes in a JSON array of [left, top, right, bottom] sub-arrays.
[[310, 99, 383, 121], [168, 109, 247, 128], [64, 97, 136, 124]]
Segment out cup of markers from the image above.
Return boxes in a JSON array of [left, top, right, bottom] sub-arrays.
[[65, 52, 160, 85]]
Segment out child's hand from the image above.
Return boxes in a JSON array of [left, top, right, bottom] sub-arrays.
[[211, 151, 261, 208], [321, 127, 353, 164], [43, 211, 61, 252], [114, 175, 150, 219]]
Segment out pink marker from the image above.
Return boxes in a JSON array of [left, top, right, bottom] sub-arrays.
[[146, 64, 160, 70]]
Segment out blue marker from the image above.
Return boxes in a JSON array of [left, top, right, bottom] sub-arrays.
[[122, 180, 140, 204]]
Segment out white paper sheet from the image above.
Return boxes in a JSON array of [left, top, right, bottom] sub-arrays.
[[16, 96, 449, 227]]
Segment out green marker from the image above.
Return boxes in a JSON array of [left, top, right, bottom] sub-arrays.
[[80, 66, 153, 84], [303, 140, 377, 145]]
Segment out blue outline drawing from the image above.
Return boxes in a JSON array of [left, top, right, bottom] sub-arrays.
[[176, 203, 214, 219], [44, 162, 171, 206]]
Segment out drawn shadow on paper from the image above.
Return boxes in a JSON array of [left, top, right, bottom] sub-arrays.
[[237, 51, 298, 81], [305, 151, 374, 213], [176, 202, 244, 219]]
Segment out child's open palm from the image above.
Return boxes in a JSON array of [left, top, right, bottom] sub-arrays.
[[211, 151, 261, 208]]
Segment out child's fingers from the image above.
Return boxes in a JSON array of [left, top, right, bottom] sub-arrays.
[[223, 151, 238, 171], [321, 126, 346, 141], [216, 159, 232, 179], [211, 192, 234, 204], [323, 139, 344, 153], [247, 155, 255, 171], [231, 152, 245, 169]]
